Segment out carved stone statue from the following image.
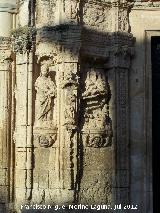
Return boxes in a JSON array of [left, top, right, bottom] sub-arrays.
[[83, 69, 107, 97], [64, 91, 76, 130], [35, 61, 56, 127]]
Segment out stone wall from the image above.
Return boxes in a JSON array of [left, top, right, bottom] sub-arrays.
[[0, 0, 158, 213]]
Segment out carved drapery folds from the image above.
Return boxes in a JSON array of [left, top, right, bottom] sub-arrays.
[[34, 59, 57, 148], [62, 63, 79, 132], [35, 61, 56, 127]]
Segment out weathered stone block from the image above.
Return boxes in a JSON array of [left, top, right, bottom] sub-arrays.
[[38, 172, 49, 189], [49, 170, 59, 189], [84, 147, 113, 170], [15, 151, 26, 169], [0, 169, 7, 186], [0, 186, 8, 203], [15, 169, 26, 188]]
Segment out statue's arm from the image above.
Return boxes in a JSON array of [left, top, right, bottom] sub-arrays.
[[35, 78, 41, 91]]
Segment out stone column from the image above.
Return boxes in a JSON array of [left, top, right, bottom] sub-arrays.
[[0, 1, 16, 212], [58, 56, 80, 203], [109, 0, 134, 206], [11, 27, 35, 210], [107, 33, 134, 206], [0, 38, 12, 213]]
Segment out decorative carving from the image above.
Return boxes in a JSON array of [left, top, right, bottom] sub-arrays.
[[33, 59, 57, 148], [83, 69, 108, 98], [61, 63, 79, 88], [63, 90, 77, 131], [34, 60, 57, 128], [82, 67, 112, 148], [2, 0, 138, 210], [133, 1, 160, 9], [11, 27, 36, 54], [35, 133, 57, 148], [83, 1, 112, 31], [84, 127, 112, 148], [118, 8, 129, 32], [64, 0, 80, 23], [36, 0, 55, 26]]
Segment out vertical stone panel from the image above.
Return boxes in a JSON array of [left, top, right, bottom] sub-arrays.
[[78, 62, 113, 205], [12, 27, 35, 208], [0, 38, 12, 213]]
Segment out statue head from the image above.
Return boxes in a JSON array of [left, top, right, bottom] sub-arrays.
[[40, 61, 50, 77]]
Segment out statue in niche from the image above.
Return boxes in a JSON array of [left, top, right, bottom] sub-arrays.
[[35, 61, 56, 128], [82, 67, 112, 147], [83, 69, 107, 98]]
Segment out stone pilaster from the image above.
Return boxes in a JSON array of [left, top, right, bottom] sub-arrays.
[[11, 26, 35, 210], [0, 37, 12, 213], [110, 0, 134, 33], [107, 32, 134, 206], [0, 2, 16, 212], [32, 25, 81, 205]]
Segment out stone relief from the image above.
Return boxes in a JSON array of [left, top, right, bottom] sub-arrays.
[[35, 60, 56, 128], [36, 133, 57, 148], [36, 0, 56, 26], [34, 59, 57, 148], [0, 0, 138, 210], [61, 63, 78, 131], [83, 69, 108, 98], [36, 0, 80, 26], [83, 1, 112, 31], [118, 8, 129, 32], [11, 27, 36, 54], [133, 0, 160, 8], [63, 90, 77, 131], [61, 64, 79, 88], [84, 104, 112, 148], [63, 0, 80, 23], [82, 67, 112, 148]]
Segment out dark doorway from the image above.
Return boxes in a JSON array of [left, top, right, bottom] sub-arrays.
[[151, 36, 160, 213]]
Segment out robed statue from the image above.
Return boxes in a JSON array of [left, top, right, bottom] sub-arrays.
[[35, 61, 56, 127]]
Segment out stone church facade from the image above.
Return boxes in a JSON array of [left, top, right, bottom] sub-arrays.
[[0, 0, 158, 212]]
